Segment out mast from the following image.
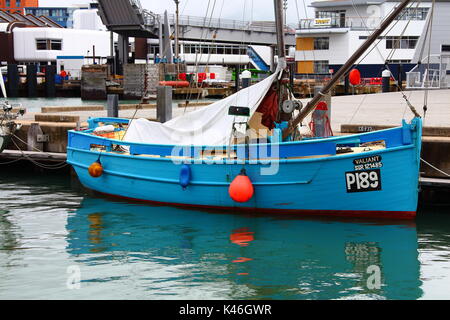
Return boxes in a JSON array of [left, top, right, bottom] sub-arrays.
[[274, 0, 292, 122], [274, 0, 286, 69], [283, 0, 413, 139], [174, 0, 180, 60]]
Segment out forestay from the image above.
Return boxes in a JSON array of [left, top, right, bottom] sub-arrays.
[[123, 71, 279, 146]]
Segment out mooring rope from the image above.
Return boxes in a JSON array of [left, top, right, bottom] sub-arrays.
[[421, 158, 450, 178], [9, 134, 68, 170]]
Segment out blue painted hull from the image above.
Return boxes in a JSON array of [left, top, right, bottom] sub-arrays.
[[67, 118, 422, 219]]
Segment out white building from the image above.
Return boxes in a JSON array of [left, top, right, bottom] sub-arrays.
[[295, 0, 450, 79], [13, 27, 111, 64]]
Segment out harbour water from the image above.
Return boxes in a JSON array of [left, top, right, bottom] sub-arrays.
[[1, 171, 450, 300]]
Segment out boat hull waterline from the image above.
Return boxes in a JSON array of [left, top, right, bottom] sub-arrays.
[[67, 117, 422, 219]]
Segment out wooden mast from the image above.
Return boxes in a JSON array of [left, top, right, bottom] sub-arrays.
[[274, 0, 286, 65], [282, 0, 414, 139]]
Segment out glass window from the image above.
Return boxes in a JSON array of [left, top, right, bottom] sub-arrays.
[[442, 45, 450, 52], [50, 40, 62, 50], [314, 60, 329, 74], [386, 36, 418, 49], [36, 39, 62, 50], [314, 37, 329, 50], [396, 8, 429, 21], [36, 39, 47, 50]]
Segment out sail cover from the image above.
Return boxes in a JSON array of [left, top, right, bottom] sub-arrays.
[[123, 71, 279, 146]]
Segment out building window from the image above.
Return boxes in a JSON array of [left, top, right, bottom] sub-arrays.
[[50, 40, 62, 50], [386, 36, 418, 49], [316, 10, 346, 27], [314, 60, 329, 74], [442, 45, 450, 53], [395, 8, 429, 21], [16, 0, 21, 7], [6, 0, 11, 7], [36, 39, 63, 51], [36, 39, 47, 50], [314, 37, 329, 50]]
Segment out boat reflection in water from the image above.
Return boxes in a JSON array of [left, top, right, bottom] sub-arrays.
[[66, 196, 423, 299]]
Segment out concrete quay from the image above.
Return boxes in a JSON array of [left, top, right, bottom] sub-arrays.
[[3, 89, 450, 182]]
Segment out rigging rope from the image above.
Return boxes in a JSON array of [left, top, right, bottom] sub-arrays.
[[10, 137, 68, 170], [346, 0, 422, 118], [423, 0, 436, 121], [421, 158, 450, 178]]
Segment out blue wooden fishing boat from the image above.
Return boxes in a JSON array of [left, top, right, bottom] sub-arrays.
[[67, 116, 422, 219], [67, 0, 423, 219]]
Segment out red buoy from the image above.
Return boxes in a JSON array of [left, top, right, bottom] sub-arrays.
[[158, 81, 190, 88], [88, 161, 103, 178], [349, 69, 361, 86], [229, 169, 254, 203]]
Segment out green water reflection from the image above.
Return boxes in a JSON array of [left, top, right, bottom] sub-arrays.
[[0, 173, 449, 299]]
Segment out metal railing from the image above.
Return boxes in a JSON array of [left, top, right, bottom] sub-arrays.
[[119, 0, 292, 35], [406, 54, 450, 89], [298, 17, 382, 30]]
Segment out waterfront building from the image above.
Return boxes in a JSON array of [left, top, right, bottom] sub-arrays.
[[13, 27, 110, 65], [295, 0, 450, 79], [24, 5, 94, 28], [0, 0, 38, 14]]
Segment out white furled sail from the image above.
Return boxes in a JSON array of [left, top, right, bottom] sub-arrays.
[[123, 71, 279, 146]]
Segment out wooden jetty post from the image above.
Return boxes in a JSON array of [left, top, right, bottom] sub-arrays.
[[45, 65, 56, 98], [26, 64, 38, 98], [7, 64, 19, 98]]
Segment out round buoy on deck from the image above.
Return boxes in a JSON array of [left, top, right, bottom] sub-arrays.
[[349, 69, 361, 86], [88, 161, 103, 178], [229, 169, 254, 203]]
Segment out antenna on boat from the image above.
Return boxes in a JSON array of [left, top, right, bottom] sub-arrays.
[[282, 0, 416, 140]]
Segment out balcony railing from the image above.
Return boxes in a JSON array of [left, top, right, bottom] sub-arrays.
[[298, 17, 382, 31]]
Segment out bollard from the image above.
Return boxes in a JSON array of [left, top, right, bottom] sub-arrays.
[[314, 86, 331, 120], [382, 69, 391, 93], [7, 64, 19, 98], [26, 64, 38, 98], [241, 70, 251, 89], [157, 86, 172, 123], [107, 94, 119, 118], [312, 86, 332, 137]]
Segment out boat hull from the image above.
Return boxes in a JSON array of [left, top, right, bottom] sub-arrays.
[[68, 118, 422, 220]]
